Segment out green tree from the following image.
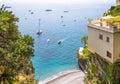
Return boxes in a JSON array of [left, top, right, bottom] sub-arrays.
[[0, 5, 35, 83], [81, 36, 88, 47], [88, 18, 93, 23]]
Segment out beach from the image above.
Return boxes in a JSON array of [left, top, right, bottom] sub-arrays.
[[39, 70, 85, 84]]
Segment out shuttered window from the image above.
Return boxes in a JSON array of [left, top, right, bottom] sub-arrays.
[[99, 34, 103, 40], [107, 51, 112, 58]]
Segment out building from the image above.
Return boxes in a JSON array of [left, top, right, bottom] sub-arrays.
[[116, 0, 120, 5], [88, 17, 120, 63]]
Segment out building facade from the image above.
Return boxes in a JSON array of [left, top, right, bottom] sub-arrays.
[[88, 19, 120, 63]]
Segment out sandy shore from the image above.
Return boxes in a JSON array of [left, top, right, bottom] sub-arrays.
[[39, 70, 85, 84]]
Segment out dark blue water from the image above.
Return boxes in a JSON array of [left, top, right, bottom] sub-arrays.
[[1, 2, 114, 81]]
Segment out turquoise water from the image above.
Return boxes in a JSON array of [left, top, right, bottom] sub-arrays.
[[1, 2, 114, 81]]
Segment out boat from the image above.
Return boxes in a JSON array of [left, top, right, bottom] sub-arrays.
[[28, 10, 31, 12], [62, 24, 66, 26], [74, 20, 76, 22], [64, 11, 69, 13], [47, 39, 50, 43], [58, 40, 62, 44], [45, 9, 52, 12], [61, 16, 63, 18], [36, 30, 43, 35], [36, 19, 43, 35], [31, 12, 34, 14]]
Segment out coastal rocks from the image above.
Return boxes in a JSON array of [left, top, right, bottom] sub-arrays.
[[77, 51, 88, 72]]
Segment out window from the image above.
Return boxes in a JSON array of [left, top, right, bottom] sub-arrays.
[[107, 51, 112, 58], [106, 37, 110, 42], [99, 34, 103, 40]]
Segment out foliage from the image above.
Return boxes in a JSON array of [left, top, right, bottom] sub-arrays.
[[83, 48, 90, 59], [0, 5, 35, 83], [89, 63, 98, 73], [82, 52, 120, 84], [104, 16, 120, 23], [88, 18, 93, 23], [104, 5, 120, 16], [81, 36, 88, 47]]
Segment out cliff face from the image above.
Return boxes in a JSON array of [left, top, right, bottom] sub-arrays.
[[78, 47, 120, 84]]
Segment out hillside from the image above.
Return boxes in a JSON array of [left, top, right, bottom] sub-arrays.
[[0, 5, 36, 84]]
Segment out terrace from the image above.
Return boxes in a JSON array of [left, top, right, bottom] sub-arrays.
[[88, 16, 120, 33]]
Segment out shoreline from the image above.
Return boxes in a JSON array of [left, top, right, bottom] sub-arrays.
[[38, 69, 85, 84]]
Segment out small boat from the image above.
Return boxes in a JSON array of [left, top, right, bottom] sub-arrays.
[[64, 11, 69, 13], [74, 20, 76, 22], [36, 19, 43, 35], [31, 12, 34, 14], [58, 40, 62, 44], [61, 16, 63, 18], [62, 24, 66, 26], [45, 9, 52, 12], [25, 18, 27, 20], [47, 39, 50, 43], [36, 30, 43, 35], [28, 10, 31, 12]]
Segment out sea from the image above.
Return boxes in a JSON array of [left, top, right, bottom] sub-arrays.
[[0, 2, 114, 81]]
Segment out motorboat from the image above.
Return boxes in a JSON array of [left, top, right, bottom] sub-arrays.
[[28, 10, 31, 12], [63, 24, 66, 26], [61, 16, 63, 18], [74, 20, 76, 22], [45, 9, 52, 12], [58, 40, 62, 44], [47, 39, 50, 43], [64, 11, 69, 13], [31, 12, 34, 14]]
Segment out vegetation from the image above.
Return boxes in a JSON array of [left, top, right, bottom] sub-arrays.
[[81, 36, 88, 48], [0, 5, 36, 83], [104, 5, 120, 16], [78, 47, 120, 84], [88, 18, 93, 23], [104, 16, 120, 23], [102, 5, 120, 29], [85, 53, 119, 84]]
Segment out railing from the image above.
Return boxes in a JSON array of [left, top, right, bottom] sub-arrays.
[[87, 23, 120, 33]]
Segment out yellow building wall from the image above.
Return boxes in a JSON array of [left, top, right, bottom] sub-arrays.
[[114, 32, 120, 62], [88, 26, 114, 63]]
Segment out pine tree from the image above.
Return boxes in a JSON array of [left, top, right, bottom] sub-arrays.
[[0, 5, 35, 83]]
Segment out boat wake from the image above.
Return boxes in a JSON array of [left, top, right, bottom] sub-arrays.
[[60, 38, 67, 42], [57, 38, 67, 44]]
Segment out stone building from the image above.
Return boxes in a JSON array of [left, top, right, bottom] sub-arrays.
[[88, 17, 120, 63]]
